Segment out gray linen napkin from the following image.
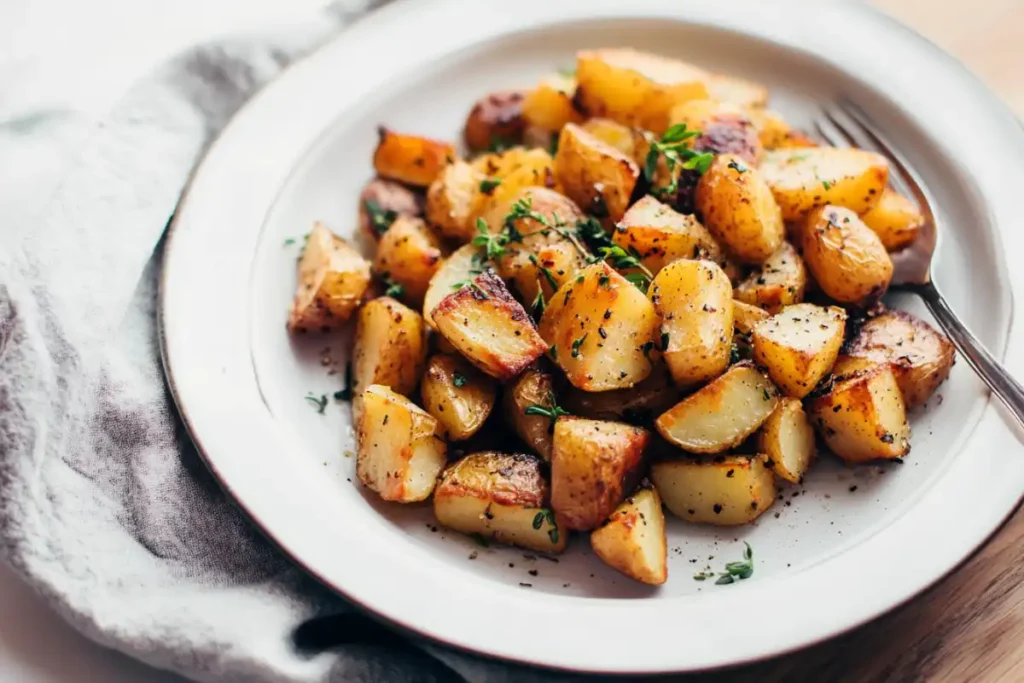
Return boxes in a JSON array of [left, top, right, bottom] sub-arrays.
[[0, 2, 581, 681]]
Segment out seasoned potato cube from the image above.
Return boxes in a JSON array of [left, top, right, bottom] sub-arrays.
[[357, 385, 446, 502], [420, 354, 496, 441], [287, 222, 371, 333], [655, 363, 779, 453], [733, 300, 770, 334], [471, 147, 558, 221], [801, 205, 893, 305], [706, 73, 769, 109], [807, 365, 910, 463], [425, 160, 485, 243], [651, 454, 776, 525], [751, 303, 847, 398], [562, 369, 679, 425], [746, 110, 817, 150], [540, 262, 659, 391], [757, 398, 815, 483], [554, 123, 640, 224], [590, 488, 667, 585], [432, 270, 547, 381], [358, 178, 424, 243], [581, 117, 637, 157], [551, 417, 649, 530], [839, 310, 955, 408], [374, 216, 444, 307], [734, 242, 807, 314], [860, 188, 925, 252], [575, 48, 710, 133], [434, 452, 567, 553], [760, 147, 889, 221], [669, 99, 763, 165], [373, 128, 455, 187], [649, 259, 734, 386], [695, 154, 784, 264], [612, 195, 722, 275], [521, 72, 582, 132], [503, 367, 559, 461], [423, 244, 484, 329], [463, 90, 526, 152], [353, 297, 427, 397]]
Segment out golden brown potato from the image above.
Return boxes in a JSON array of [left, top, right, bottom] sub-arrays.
[[463, 90, 526, 152], [807, 364, 910, 463], [554, 123, 639, 224], [859, 188, 925, 251], [503, 367, 559, 461], [669, 99, 763, 165], [352, 297, 427, 397], [651, 454, 776, 525], [733, 300, 770, 334], [581, 117, 637, 157], [757, 397, 816, 483], [422, 244, 484, 329], [612, 195, 722, 275], [358, 178, 424, 243], [590, 488, 667, 585], [801, 205, 893, 305], [706, 73, 769, 109], [655, 363, 780, 453], [733, 242, 807, 313], [751, 303, 847, 398], [521, 72, 582, 132], [562, 369, 680, 425], [373, 128, 455, 188], [471, 147, 558, 221], [420, 354, 497, 441], [374, 216, 444, 308], [425, 160, 485, 243], [551, 417, 649, 531], [432, 270, 548, 381], [357, 385, 447, 503], [649, 259, 734, 386], [539, 262, 659, 391], [434, 452, 567, 553], [759, 147, 889, 221], [287, 222, 371, 333], [575, 48, 710, 133], [746, 109, 817, 150], [838, 309, 955, 408], [695, 153, 784, 264]]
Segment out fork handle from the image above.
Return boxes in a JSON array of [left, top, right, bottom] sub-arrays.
[[914, 281, 1024, 431]]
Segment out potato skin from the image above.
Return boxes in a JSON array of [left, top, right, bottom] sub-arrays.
[[420, 354, 496, 441], [733, 300, 770, 335], [358, 178, 424, 243], [373, 128, 455, 187], [759, 147, 889, 221], [801, 205, 893, 305], [757, 397, 816, 484], [463, 90, 526, 152], [288, 222, 371, 333], [651, 454, 776, 526], [859, 188, 924, 252], [590, 488, 668, 585], [734, 242, 807, 314], [612, 195, 722, 275], [352, 297, 428, 397], [562, 369, 680, 426], [503, 367, 559, 461], [521, 72, 582, 132], [751, 303, 847, 399], [471, 147, 558, 222], [554, 122, 640, 225], [746, 109, 817, 151], [425, 160, 484, 243], [669, 99, 763, 165]]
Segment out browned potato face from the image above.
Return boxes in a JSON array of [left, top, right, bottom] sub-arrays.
[[423, 244, 485, 329], [801, 205, 893, 305], [649, 259, 734, 387], [352, 297, 428, 397], [751, 303, 847, 398], [420, 354, 497, 441], [358, 178, 424, 243], [288, 222, 371, 333], [651, 454, 776, 525], [373, 128, 455, 187], [504, 367, 558, 461], [581, 117, 637, 157], [374, 216, 445, 308], [760, 147, 889, 221], [554, 123, 640, 225], [425, 160, 484, 243], [733, 242, 807, 313], [733, 300, 771, 334], [706, 74, 770, 109], [757, 398, 816, 484], [612, 195, 722, 275], [746, 109, 817, 151], [695, 153, 784, 264], [590, 488, 668, 585], [522, 72, 582, 132], [551, 417, 649, 530], [463, 90, 527, 153], [434, 452, 567, 553], [859, 188, 925, 251], [669, 99, 764, 165], [562, 369, 680, 425]]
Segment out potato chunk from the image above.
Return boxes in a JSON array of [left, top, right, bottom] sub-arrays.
[[420, 354, 496, 441], [373, 128, 455, 187], [734, 242, 807, 314], [649, 259, 734, 387], [581, 117, 638, 157], [612, 196, 722, 275], [651, 454, 776, 525], [695, 154, 784, 264], [471, 147, 558, 219], [562, 369, 680, 426], [287, 222, 371, 333], [859, 188, 925, 252], [554, 123, 640, 224], [752, 303, 847, 398], [590, 488, 667, 585], [353, 297, 427, 397], [503, 367, 559, 461], [425, 160, 485, 243], [434, 452, 566, 553], [422, 244, 484, 329], [706, 73, 769, 109], [463, 90, 526, 152], [757, 398, 816, 483], [539, 262, 659, 391], [356, 385, 446, 502], [655, 363, 779, 454], [521, 72, 582, 132], [374, 216, 444, 308], [669, 100, 763, 165], [358, 178, 424, 243], [801, 205, 893, 305], [551, 417, 649, 531], [432, 270, 547, 381], [733, 300, 770, 334], [807, 365, 911, 463], [759, 147, 889, 221], [746, 110, 817, 151]]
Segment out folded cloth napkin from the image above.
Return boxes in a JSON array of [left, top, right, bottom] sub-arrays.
[[0, 2, 581, 681]]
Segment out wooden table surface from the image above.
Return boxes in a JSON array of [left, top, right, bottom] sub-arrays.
[[680, 2, 1024, 681]]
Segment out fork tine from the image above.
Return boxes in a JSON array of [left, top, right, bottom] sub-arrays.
[[813, 117, 853, 149], [824, 107, 914, 198]]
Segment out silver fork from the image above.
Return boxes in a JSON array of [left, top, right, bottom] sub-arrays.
[[815, 101, 1024, 431]]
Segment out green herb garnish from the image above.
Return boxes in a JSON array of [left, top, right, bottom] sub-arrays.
[[305, 393, 328, 414], [333, 363, 354, 401], [571, 334, 587, 358], [643, 124, 715, 199], [524, 392, 569, 423], [531, 290, 546, 318], [382, 274, 405, 299], [727, 159, 748, 174], [364, 200, 398, 236], [479, 177, 502, 194], [453, 372, 468, 388], [714, 542, 754, 585]]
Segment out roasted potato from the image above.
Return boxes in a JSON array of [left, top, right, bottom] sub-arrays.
[[503, 367, 559, 461], [649, 259, 734, 386], [463, 90, 526, 152], [432, 270, 548, 381], [434, 452, 567, 553], [374, 216, 444, 308], [801, 205, 893, 305], [734, 241, 807, 313], [425, 160, 485, 243], [757, 398, 815, 483], [287, 222, 371, 333], [581, 117, 637, 157], [651, 454, 776, 525], [837, 309, 955, 408], [751, 303, 847, 398], [422, 244, 484, 329], [759, 147, 889, 221], [590, 488, 667, 585], [562, 369, 680, 425], [575, 48, 710, 133], [373, 128, 455, 187], [807, 364, 911, 463], [420, 354, 497, 441], [539, 262, 660, 391], [733, 300, 770, 335], [357, 385, 447, 502], [358, 178, 424, 243], [612, 195, 722, 275], [746, 109, 817, 151], [551, 417, 649, 530], [554, 123, 640, 224], [655, 363, 779, 453], [859, 188, 925, 252], [669, 99, 763, 165], [471, 147, 558, 221], [353, 297, 428, 397], [695, 153, 784, 264], [706, 73, 769, 109], [521, 72, 582, 132]]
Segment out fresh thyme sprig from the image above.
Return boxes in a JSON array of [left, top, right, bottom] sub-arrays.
[[364, 200, 398, 236], [524, 391, 569, 423], [643, 124, 715, 199]]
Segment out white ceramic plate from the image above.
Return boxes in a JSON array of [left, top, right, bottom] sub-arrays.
[[160, 0, 1024, 674]]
